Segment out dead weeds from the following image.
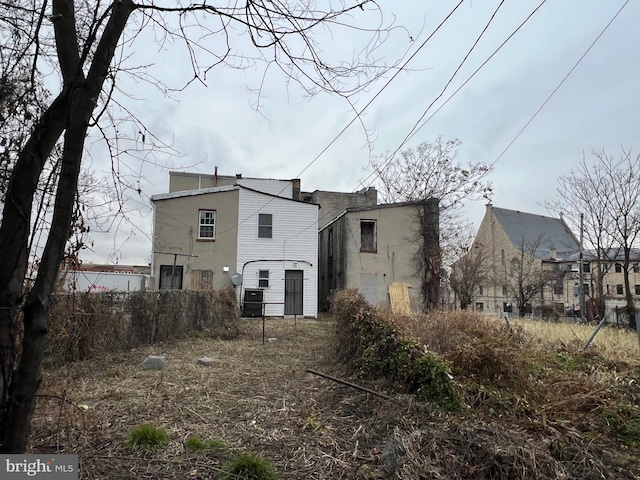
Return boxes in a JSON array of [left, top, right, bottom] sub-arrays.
[[30, 314, 640, 479]]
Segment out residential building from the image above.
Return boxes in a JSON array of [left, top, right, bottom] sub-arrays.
[[151, 172, 318, 317], [301, 187, 377, 229], [318, 198, 438, 311]]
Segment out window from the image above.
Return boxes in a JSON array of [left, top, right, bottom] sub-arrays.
[[198, 210, 216, 239], [634, 263, 639, 273], [635, 284, 640, 295], [475, 302, 484, 312], [615, 263, 623, 273], [258, 270, 270, 288], [553, 283, 563, 295], [159, 265, 183, 290], [583, 283, 590, 296], [583, 262, 590, 273], [502, 285, 508, 296], [616, 284, 624, 295], [478, 286, 484, 296], [360, 220, 377, 252], [258, 214, 273, 238]]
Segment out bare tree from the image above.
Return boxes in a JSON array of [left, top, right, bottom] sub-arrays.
[[449, 243, 490, 311], [547, 149, 640, 327], [500, 236, 556, 317], [545, 153, 618, 320], [370, 137, 492, 309], [0, 0, 403, 453], [599, 149, 640, 328]]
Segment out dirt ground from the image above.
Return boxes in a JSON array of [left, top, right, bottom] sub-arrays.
[[32, 317, 423, 479], [31, 315, 640, 479]]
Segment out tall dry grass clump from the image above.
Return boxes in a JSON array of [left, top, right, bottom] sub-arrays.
[[394, 310, 531, 391], [332, 289, 461, 410]]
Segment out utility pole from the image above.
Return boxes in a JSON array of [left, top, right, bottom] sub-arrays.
[[579, 213, 586, 322]]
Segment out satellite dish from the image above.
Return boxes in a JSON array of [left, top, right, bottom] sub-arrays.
[[231, 273, 243, 286]]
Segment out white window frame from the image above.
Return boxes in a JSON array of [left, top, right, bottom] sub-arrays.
[[258, 270, 270, 288], [198, 210, 216, 239], [258, 213, 273, 239]]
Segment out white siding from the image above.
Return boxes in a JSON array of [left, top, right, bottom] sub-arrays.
[[237, 188, 318, 317], [237, 178, 293, 198]]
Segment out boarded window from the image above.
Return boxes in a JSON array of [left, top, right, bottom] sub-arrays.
[[258, 270, 269, 288], [258, 214, 273, 238], [191, 269, 213, 289], [198, 210, 216, 239], [360, 220, 377, 252]]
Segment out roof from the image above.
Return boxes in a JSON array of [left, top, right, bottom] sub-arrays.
[[151, 184, 318, 206], [491, 206, 579, 260], [562, 247, 640, 263], [319, 199, 436, 231]]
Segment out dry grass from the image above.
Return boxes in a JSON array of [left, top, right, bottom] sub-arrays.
[[30, 305, 640, 479], [509, 317, 640, 364]]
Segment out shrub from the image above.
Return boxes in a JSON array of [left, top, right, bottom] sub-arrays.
[[185, 436, 229, 456], [127, 424, 170, 453], [218, 453, 279, 480], [332, 289, 462, 411]]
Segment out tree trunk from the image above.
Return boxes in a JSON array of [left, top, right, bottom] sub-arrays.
[[420, 199, 440, 310], [0, 0, 135, 453]]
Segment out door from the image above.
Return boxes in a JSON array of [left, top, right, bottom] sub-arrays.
[[284, 270, 303, 315]]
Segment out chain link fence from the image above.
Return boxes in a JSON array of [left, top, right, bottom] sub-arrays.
[[46, 289, 240, 367]]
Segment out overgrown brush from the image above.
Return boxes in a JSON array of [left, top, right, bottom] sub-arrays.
[[332, 289, 461, 410], [394, 310, 531, 391]]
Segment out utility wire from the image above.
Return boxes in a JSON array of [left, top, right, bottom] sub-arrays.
[[489, 0, 630, 168], [356, 0, 548, 192]]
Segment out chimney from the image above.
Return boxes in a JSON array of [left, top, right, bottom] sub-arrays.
[[550, 247, 557, 261], [214, 166, 218, 186]]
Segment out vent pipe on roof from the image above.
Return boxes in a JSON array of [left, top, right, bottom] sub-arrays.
[[214, 166, 218, 186]]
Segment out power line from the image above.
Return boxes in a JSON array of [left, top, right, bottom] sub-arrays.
[[489, 0, 630, 168], [357, 0, 548, 193]]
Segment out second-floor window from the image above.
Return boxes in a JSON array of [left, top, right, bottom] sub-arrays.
[[258, 214, 273, 238], [615, 263, 623, 273], [360, 220, 377, 252], [198, 210, 216, 239], [479, 286, 484, 295], [616, 284, 624, 295]]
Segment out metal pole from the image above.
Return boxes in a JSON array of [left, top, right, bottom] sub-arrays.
[[583, 315, 608, 350], [171, 253, 177, 290], [579, 213, 586, 322]]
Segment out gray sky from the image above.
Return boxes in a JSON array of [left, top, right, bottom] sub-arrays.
[[79, 0, 640, 265]]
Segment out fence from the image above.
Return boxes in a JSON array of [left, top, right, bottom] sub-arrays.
[[46, 289, 241, 367]]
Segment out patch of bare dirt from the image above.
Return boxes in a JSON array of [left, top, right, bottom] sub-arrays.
[[30, 316, 640, 479]]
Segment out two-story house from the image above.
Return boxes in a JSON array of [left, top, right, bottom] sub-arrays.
[[151, 171, 318, 317], [318, 198, 439, 311]]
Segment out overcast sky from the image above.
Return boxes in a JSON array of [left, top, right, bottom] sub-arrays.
[[78, 0, 639, 265]]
